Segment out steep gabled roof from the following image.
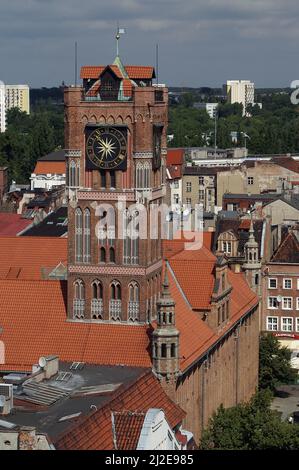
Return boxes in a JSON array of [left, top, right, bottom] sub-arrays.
[[271, 230, 299, 263], [54, 370, 185, 450], [80, 65, 155, 80]]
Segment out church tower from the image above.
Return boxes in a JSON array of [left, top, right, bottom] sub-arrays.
[[243, 219, 261, 295], [152, 267, 180, 391], [64, 52, 168, 324]]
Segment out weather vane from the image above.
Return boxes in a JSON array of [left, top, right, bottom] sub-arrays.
[[116, 23, 126, 57]]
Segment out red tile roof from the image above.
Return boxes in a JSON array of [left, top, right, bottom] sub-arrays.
[[0, 214, 32, 237], [80, 65, 154, 80], [113, 411, 145, 450], [271, 156, 299, 174], [167, 165, 182, 180], [0, 237, 67, 280], [55, 370, 185, 450], [167, 149, 184, 166], [163, 232, 214, 259], [33, 162, 66, 175], [169, 247, 216, 310], [0, 239, 257, 375], [0, 280, 152, 371]]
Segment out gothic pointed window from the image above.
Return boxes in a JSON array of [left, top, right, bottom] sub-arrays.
[[135, 161, 151, 190], [109, 247, 115, 263], [123, 209, 139, 265], [100, 247, 106, 263], [109, 280, 122, 321], [73, 279, 85, 319], [83, 208, 91, 263], [75, 208, 83, 263], [128, 281, 140, 322], [91, 280, 103, 319]]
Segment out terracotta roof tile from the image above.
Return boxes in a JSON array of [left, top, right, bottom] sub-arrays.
[[0, 280, 152, 371], [33, 162, 66, 175], [0, 237, 67, 280], [0, 214, 32, 237], [167, 149, 184, 166], [80, 65, 154, 80], [55, 371, 185, 450], [113, 411, 145, 450]]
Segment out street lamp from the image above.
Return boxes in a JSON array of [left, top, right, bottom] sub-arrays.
[[241, 131, 250, 155]]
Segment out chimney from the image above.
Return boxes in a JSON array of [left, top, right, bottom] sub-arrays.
[[0, 384, 13, 415], [32, 356, 59, 382]]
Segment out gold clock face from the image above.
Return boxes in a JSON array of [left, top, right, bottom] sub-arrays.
[[86, 127, 127, 170]]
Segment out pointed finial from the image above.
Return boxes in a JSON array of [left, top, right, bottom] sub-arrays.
[[161, 266, 171, 298], [163, 267, 169, 289], [248, 215, 255, 240]]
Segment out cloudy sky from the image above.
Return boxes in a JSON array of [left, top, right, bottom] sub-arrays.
[[0, 0, 298, 88]]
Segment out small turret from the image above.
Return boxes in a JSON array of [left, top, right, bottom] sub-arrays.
[[152, 267, 180, 382], [243, 218, 261, 294]]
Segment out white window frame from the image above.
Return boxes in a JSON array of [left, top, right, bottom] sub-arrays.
[[222, 241, 232, 254], [186, 182, 192, 193], [297, 298, 299, 311], [268, 278, 277, 290], [297, 279, 299, 290], [282, 297, 293, 310], [281, 317, 293, 332], [268, 296, 279, 309], [283, 278, 292, 290], [296, 318, 299, 333], [247, 176, 254, 185], [266, 316, 279, 331]]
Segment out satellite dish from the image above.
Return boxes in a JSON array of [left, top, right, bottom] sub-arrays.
[[277, 296, 282, 303], [38, 357, 47, 368], [0, 395, 6, 407], [183, 208, 190, 217]]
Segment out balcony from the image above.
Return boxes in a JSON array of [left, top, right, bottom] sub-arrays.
[[128, 301, 140, 322], [73, 299, 85, 319], [109, 300, 122, 321], [91, 298, 103, 319]]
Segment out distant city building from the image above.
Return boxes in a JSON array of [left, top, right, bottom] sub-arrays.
[[226, 80, 255, 116], [262, 226, 299, 354], [0, 81, 6, 132], [193, 102, 218, 118], [5, 84, 30, 114], [30, 149, 66, 190]]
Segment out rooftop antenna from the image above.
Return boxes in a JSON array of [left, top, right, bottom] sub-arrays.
[[116, 22, 126, 57], [156, 43, 159, 85], [75, 41, 78, 87]]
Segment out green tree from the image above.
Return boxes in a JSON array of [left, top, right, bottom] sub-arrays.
[[259, 334, 297, 392], [200, 390, 299, 450]]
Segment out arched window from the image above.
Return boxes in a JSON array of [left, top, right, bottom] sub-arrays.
[[75, 208, 83, 263], [91, 280, 103, 320], [123, 209, 139, 265], [73, 279, 85, 319], [110, 281, 121, 300], [135, 161, 151, 189], [100, 247, 106, 263], [69, 160, 76, 187], [128, 281, 140, 322], [83, 208, 91, 263], [110, 281, 122, 321], [109, 247, 115, 263], [92, 280, 103, 299]]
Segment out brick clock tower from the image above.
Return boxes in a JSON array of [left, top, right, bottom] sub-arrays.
[[64, 55, 168, 324]]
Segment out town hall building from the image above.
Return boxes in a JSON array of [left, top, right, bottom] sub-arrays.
[[0, 52, 260, 447]]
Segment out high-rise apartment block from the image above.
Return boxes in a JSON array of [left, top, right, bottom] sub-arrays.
[[0, 81, 6, 133], [5, 84, 30, 114], [226, 80, 255, 116]]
